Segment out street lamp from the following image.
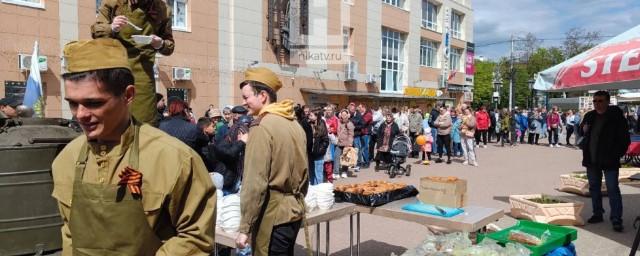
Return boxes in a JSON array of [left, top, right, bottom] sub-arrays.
[[493, 80, 502, 110], [528, 78, 535, 109]]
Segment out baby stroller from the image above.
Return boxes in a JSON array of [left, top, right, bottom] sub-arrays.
[[385, 134, 412, 178]]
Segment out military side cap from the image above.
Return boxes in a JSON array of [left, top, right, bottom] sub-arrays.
[[63, 38, 130, 74], [231, 105, 248, 114], [242, 67, 282, 92]]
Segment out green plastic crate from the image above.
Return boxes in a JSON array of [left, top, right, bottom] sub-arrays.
[[477, 220, 577, 256]]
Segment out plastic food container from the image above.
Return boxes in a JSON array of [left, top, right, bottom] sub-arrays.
[[477, 220, 578, 256], [131, 35, 152, 44]]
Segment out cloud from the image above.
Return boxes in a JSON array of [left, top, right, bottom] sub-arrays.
[[474, 0, 640, 60]]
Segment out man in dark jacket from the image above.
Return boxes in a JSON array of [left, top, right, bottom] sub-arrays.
[[579, 91, 629, 232], [429, 105, 440, 153], [349, 102, 365, 171], [358, 103, 373, 168]]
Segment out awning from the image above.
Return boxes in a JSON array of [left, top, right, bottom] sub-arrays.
[[300, 88, 453, 100], [534, 24, 640, 92]]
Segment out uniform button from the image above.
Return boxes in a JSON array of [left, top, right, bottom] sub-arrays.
[[99, 162, 106, 168], [100, 151, 107, 156], [99, 177, 105, 183], [100, 145, 107, 151]]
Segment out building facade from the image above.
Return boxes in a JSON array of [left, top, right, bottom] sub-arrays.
[[0, 0, 473, 118]]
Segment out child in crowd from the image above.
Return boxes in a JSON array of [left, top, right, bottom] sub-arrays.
[[421, 126, 433, 164]]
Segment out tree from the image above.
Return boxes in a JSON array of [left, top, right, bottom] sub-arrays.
[[515, 32, 543, 64], [562, 27, 601, 59], [472, 60, 495, 108]]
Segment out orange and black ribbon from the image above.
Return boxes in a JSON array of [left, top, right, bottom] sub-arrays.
[[118, 166, 142, 195]]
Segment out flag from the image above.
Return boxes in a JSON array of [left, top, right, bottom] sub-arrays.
[[24, 41, 43, 117], [448, 70, 457, 81]]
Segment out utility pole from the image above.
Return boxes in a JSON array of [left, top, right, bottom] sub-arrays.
[[509, 35, 514, 111]]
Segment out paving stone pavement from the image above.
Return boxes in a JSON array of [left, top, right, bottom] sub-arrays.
[[294, 138, 640, 256]]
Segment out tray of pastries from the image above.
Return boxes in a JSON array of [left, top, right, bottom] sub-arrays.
[[334, 180, 418, 207]]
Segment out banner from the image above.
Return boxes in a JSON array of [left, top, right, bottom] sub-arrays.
[[534, 24, 640, 91], [465, 42, 475, 75], [465, 42, 475, 86], [441, 7, 451, 89]]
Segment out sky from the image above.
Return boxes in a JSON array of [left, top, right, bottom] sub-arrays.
[[473, 0, 640, 60]]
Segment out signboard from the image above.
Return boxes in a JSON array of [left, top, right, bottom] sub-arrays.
[[404, 87, 437, 97], [4, 81, 26, 100], [167, 88, 190, 103], [465, 42, 475, 86], [441, 7, 451, 89]]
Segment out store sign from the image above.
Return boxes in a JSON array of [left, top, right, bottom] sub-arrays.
[[404, 87, 437, 97]]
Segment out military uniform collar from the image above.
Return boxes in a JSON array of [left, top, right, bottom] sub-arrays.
[[87, 118, 139, 157]]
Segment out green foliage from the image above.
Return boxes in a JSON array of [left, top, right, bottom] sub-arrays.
[[473, 27, 601, 109], [471, 60, 495, 108]]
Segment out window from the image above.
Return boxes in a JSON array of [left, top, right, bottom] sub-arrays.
[[381, 28, 405, 92], [421, 1, 438, 31], [451, 11, 463, 39], [420, 39, 437, 67], [2, 0, 44, 8], [382, 0, 403, 8], [450, 48, 462, 71], [167, 0, 188, 31]]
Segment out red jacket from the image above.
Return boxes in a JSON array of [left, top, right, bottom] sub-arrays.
[[361, 110, 373, 135], [547, 112, 561, 128], [325, 115, 339, 134], [475, 110, 490, 130]]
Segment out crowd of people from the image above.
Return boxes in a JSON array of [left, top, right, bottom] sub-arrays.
[[157, 92, 625, 193]]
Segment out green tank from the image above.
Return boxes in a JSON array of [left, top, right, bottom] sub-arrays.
[[0, 118, 80, 255]]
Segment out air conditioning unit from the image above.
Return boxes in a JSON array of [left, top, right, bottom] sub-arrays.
[[18, 54, 48, 72], [365, 73, 376, 84], [344, 61, 358, 81], [172, 67, 192, 80]]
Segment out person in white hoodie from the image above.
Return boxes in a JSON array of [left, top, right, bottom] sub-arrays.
[[394, 106, 410, 134], [369, 106, 384, 164]]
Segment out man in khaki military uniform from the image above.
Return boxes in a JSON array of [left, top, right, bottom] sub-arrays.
[[92, 0, 175, 125], [51, 38, 215, 256], [235, 67, 309, 255]]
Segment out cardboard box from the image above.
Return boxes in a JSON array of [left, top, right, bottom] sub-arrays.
[[418, 177, 467, 208]]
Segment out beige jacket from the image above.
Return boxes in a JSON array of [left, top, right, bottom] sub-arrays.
[[239, 101, 309, 234], [51, 122, 215, 256], [434, 113, 453, 135]]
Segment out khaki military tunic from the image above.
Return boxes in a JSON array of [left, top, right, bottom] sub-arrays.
[[92, 0, 175, 125], [239, 109, 309, 255], [51, 120, 215, 255]]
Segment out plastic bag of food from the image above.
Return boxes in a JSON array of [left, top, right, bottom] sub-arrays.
[[504, 242, 531, 256], [508, 230, 542, 246]]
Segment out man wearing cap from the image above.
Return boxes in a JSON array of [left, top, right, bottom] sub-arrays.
[[231, 105, 248, 120], [92, 0, 175, 126], [0, 97, 21, 119], [235, 67, 309, 255], [51, 39, 215, 256]]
